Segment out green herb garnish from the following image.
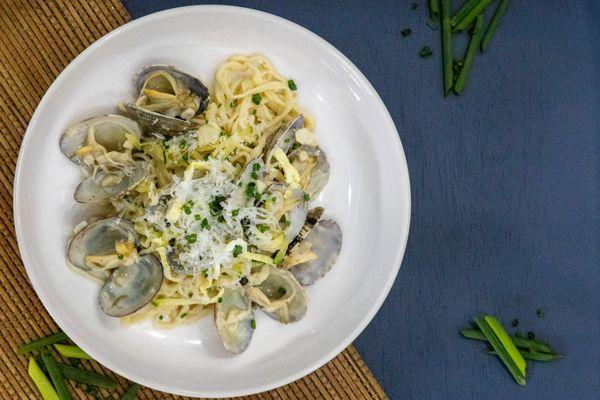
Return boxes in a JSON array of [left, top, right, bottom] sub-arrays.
[[419, 46, 433, 58], [185, 233, 197, 244], [453, 0, 493, 32], [233, 245, 243, 258], [251, 93, 262, 105], [401, 28, 412, 37], [200, 218, 210, 230], [428, 0, 440, 22], [231, 209, 239, 217], [257, 224, 269, 233], [303, 193, 310, 201], [454, 14, 485, 94], [441, 0, 453, 95], [250, 319, 256, 329], [288, 79, 297, 91], [218, 297, 223, 303], [481, 0, 511, 51]]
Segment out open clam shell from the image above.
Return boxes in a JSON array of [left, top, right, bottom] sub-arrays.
[[99, 254, 163, 317], [264, 115, 304, 162], [134, 65, 210, 116], [287, 218, 342, 286], [67, 217, 138, 281], [119, 102, 193, 137], [214, 288, 255, 354], [289, 145, 330, 200], [248, 265, 308, 323], [74, 160, 149, 203], [60, 114, 141, 165]]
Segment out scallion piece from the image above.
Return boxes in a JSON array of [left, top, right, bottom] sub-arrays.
[[53, 344, 91, 360], [41, 351, 72, 400], [440, 0, 453, 96], [428, 0, 440, 22], [57, 363, 117, 390], [461, 328, 556, 354], [28, 358, 60, 400], [451, 0, 480, 27], [481, 0, 511, 51], [474, 315, 526, 385], [484, 349, 562, 362], [453, 14, 485, 94], [18, 331, 69, 355], [453, 0, 493, 32], [120, 383, 141, 400]]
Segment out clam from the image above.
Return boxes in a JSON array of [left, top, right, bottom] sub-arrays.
[[119, 65, 210, 137], [74, 160, 149, 203], [99, 255, 163, 317], [214, 288, 255, 354], [248, 265, 308, 323], [263, 183, 307, 242], [285, 212, 342, 286], [289, 145, 330, 200], [60, 115, 141, 165], [264, 115, 304, 162], [67, 217, 139, 281]]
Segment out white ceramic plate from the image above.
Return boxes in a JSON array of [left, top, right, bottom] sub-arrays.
[[14, 5, 410, 398]]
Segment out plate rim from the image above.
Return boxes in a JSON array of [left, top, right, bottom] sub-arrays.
[[13, 5, 411, 397]]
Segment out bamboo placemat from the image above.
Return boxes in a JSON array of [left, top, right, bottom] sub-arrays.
[[0, 1, 387, 399]]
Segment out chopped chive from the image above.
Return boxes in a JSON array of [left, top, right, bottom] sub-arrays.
[[121, 383, 141, 400], [536, 308, 544, 318], [481, 0, 511, 51], [218, 297, 223, 303], [251, 171, 258, 179], [200, 218, 210, 230], [454, 0, 493, 32], [419, 46, 433, 58], [181, 154, 189, 164], [188, 292, 193, 298], [194, 214, 201, 221], [474, 316, 526, 385], [303, 193, 310, 201], [278, 287, 286, 295], [41, 351, 72, 400], [158, 315, 163, 320], [54, 344, 91, 360], [18, 331, 69, 354], [527, 331, 536, 340], [252, 163, 261, 171], [28, 358, 60, 400], [287, 80, 297, 91], [251, 93, 262, 105], [250, 319, 256, 329], [453, 14, 485, 95], [180, 313, 188, 319], [441, 0, 453, 96], [231, 209, 240, 217], [233, 245, 243, 258], [401, 28, 412, 37], [179, 140, 187, 149], [185, 233, 197, 244], [117, 254, 124, 260], [428, 0, 440, 22], [257, 224, 269, 233]]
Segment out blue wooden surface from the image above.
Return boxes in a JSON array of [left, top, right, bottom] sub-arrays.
[[122, 1, 600, 398]]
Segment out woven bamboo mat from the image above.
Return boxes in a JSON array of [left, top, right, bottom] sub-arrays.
[[0, 1, 388, 399]]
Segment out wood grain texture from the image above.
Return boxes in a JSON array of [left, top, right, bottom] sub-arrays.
[[0, 1, 387, 399], [123, 0, 600, 399]]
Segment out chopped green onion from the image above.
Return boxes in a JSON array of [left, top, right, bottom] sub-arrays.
[[257, 224, 269, 233], [474, 315, 526, 385], [251, 93, 262, 105], [251, 171, 258, 179], [41, 351, 72, 400], [428, 0, 440, 22], [250, 319, 256, 329], [536, 308, 544, 318], [180, 313, 188, 319], [185, 233, 197, 244], [200, 218, 210, 230], [278, 287, 286, 295], [188, 292, 193, 298], [453, 0, 493, 32], [303, 193, 310, 201], [231, 209, 240, 217], [28, 358, 60, 400], [481, 0, 511, 51], [287, 80, 297, 91], [179, 140, 187, 149], [53, 344, 91, 360], [401, 28, 412, 37], [233, 245, 243, 258], [120, 383, 141, 400], [252, 162, 261, 171], [419, 46, 433, 58], [461, 328, 556, 354], [245, 182, 256, 198], [194, 214, 201, 221], [453, 14, 485, 94], [57, 363, 117, 389], [18, 331, 69, 355], [441, 0, 453, 95], [218, 297, 223, 303]]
